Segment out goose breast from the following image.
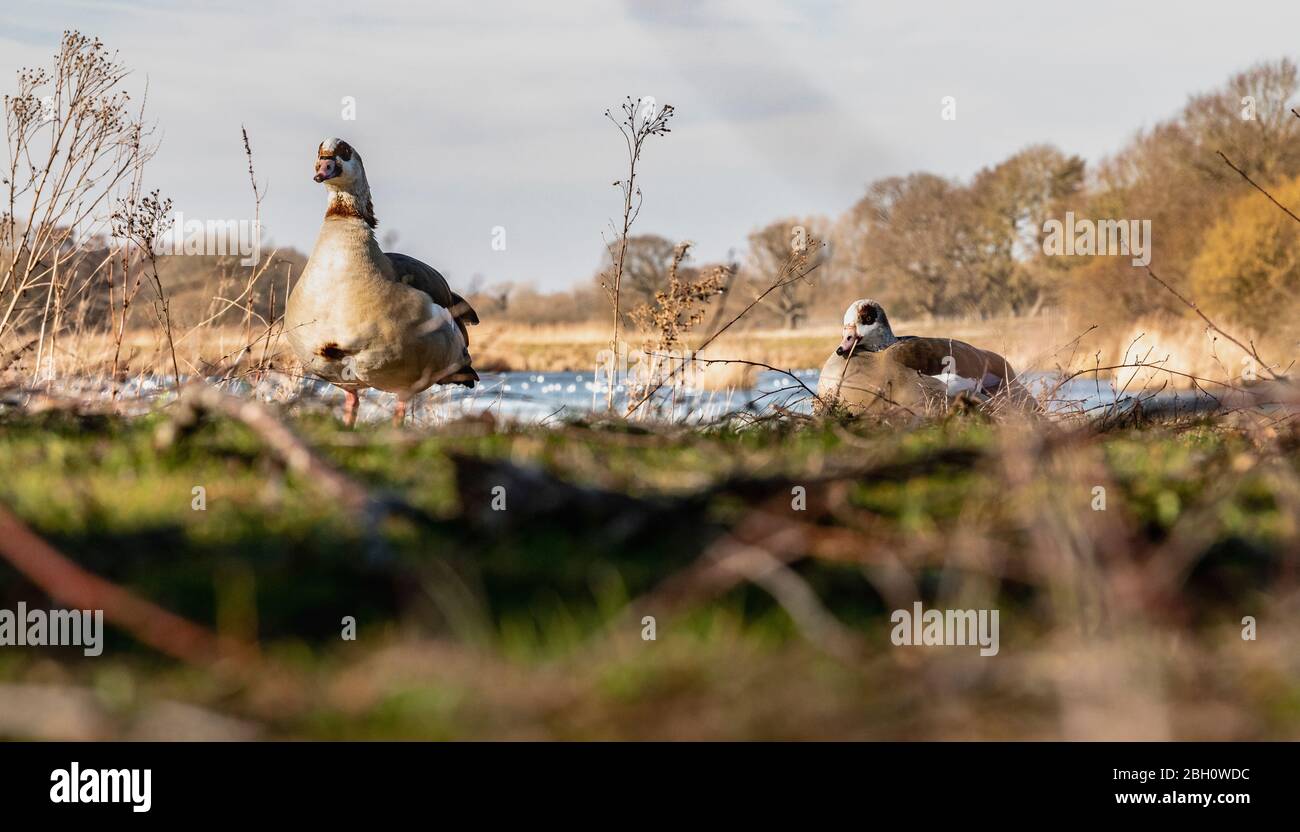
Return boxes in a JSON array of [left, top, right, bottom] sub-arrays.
[[817, 350, 948, 413]]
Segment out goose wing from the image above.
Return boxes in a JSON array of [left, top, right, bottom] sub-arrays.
[[384, 252, 480, 341], [884, 337, 1017, 392]]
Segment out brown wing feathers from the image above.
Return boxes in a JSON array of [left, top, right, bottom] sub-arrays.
[[885, 338, 1017, 390], [385, 252, 480, 340]]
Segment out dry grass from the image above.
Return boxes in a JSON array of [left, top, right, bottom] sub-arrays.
[[472, 316, 1055, 375], [6, 308, 1292, 401], [473, 310, 1276, 383], [1108, 320, 1281, 388], [692, 360, 759, 391], [2, 325, 292, 385]]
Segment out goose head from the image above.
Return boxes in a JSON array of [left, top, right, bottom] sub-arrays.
[[837, 298, 897, 356], [314, 137, 366, 188], [314, 137, 376, 227]]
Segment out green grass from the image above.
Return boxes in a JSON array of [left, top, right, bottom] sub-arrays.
[[0, 408, 1297, 738]]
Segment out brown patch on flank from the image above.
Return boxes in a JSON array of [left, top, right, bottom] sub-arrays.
[[316, 342, 351, 361]]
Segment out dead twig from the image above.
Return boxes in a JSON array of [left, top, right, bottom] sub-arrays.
[[1217, 148, 1300, 226], [166, 383, 441, 536], [626, 247, 823, 417], [630, 504, 863, 660], [1144, 266, 1283, 382], [0, 502, 252, 666]]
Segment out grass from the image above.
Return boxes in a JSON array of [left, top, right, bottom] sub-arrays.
[[0, 404, 1297, 739]]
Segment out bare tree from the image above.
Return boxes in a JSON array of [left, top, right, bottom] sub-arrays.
[[839, 174, 965, 317], [487, 281, 514, 314], [742, 219, 831, 329], [1064, 58, 1300, 323], [595, 233, 676, 317], [963, 145, 1085, 314], [1180, 58, 1300, 186]]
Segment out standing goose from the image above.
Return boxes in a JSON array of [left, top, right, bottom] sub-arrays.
[[286, 138, 479, 426], [817, 299, 1035, 413]]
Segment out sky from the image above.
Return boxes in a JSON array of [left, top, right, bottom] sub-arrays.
[[3, 0, 1300, 290]]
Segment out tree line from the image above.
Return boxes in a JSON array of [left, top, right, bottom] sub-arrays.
[[477, 58, 1300, 336]]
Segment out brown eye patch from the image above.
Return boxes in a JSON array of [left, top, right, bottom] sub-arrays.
[[859, 304, 877, 325], [335, 142, 353, 161]]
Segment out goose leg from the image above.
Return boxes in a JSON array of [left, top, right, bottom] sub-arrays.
[[392, 399, 407, 427], [342, 388, 359, 428]]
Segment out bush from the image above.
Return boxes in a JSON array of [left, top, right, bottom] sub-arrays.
[[1189, 174, 1300, 333]]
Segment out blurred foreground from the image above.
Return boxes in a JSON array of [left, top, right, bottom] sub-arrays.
[[0, 404, 1296, 739]]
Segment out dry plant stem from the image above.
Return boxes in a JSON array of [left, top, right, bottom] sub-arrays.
[[602, 98, 674, 411], [1217, 148, 1300, 226], [625, 249, 821, 417], [1055, 361, 1243, 392], [607, 168, 635, 413], [0, 502, 250, 666], [715, 539, 861, 661], [1143, 266, 1282, 381], [630, 505, 861, 660], [627, 242, 730, 411], [654, 353, 818, 400], [239, 125, 264, 360], [178, 384, 371, 512], [1, 33, 162, 383], [167, 130, 281, 386], [628, 242, 727, 351]]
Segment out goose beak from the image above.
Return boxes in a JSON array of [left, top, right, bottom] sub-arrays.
[[314, 158, 340, 183], [836, 326, 860, 357]]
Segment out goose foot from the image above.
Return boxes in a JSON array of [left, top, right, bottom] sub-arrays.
[[342, 389, 359, 428]]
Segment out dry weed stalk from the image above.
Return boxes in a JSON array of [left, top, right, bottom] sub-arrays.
[[1, 31, 164, 384], [628, 241, 728, 351], [600, 96, 674, 410], [110, 187, 177, 384], [625, 236, 824, 417], [626, 241, 728, 404]]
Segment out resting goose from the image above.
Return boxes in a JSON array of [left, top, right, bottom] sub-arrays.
[[817, 299, 1034, 413], [286, 138, 480, 426]]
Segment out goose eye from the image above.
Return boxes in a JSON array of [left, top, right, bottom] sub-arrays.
[[336, 143, 353, 162], [860, 305, 877, 325]]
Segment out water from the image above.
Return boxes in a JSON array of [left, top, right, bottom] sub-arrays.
[[254, 369, 1225, 424], [10, 369, 1221, 424], [324, 369, 823, 424]]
